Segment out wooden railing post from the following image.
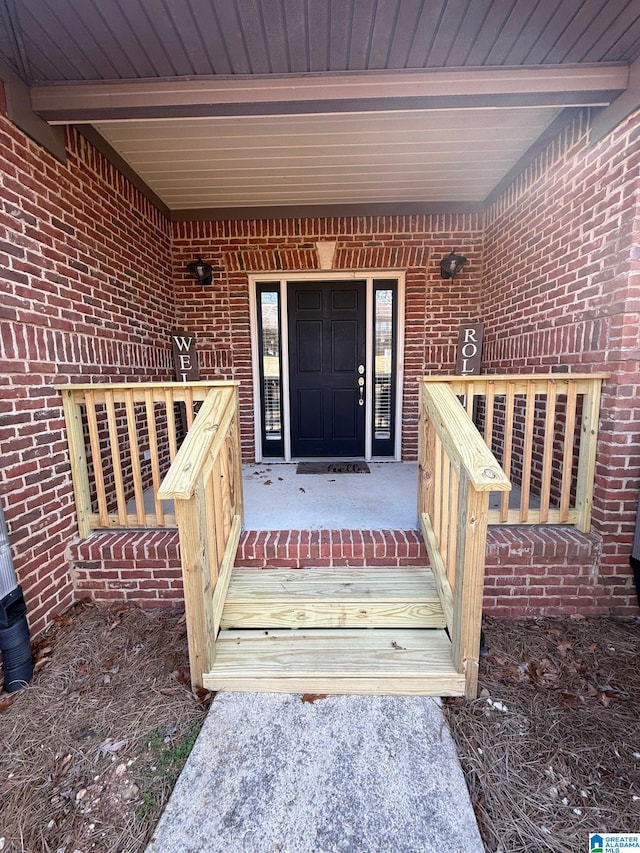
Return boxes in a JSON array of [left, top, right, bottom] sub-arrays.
[[60, 388, 92, 539], [174, 478, 216, 687], [418, 380, 510, 699], [575, 378, 602, 533], [451, 472, 492, 698], [417, 385, 435, 521], [158, 383, 243, 690]]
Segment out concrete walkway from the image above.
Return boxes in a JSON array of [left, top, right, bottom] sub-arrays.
[[146, 692, 483, 853]]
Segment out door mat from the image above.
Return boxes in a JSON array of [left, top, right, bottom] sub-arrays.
[[296, 461, 370, 474]]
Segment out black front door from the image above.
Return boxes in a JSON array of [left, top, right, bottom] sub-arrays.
[[288, 281, 366, 457]]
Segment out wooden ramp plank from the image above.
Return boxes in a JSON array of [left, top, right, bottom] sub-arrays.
[[221, 567, 446, 629], [204, 628, 464, 696]]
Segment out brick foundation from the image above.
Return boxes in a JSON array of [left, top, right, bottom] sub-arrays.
[[66, 525, 624, 618]]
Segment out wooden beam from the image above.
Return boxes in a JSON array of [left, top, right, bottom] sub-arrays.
[[30, 65, 628, 123], [170, 200, 484, 221], [0, 60, 66, 162], [590, 55, 640, 144]]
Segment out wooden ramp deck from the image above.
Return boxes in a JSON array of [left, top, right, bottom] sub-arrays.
[[204, 567, 464, 696]]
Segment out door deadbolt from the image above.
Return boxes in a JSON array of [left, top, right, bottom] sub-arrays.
[[358, 364, 365, 375]]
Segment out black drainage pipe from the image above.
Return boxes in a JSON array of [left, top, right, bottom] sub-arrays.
[[0, 505, 33, 693], [631, 498, 640, 610]]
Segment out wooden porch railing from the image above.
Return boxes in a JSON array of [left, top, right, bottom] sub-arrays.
[[58, 381, 229, 537], [418, 381, 511, 697], [157, 383, 243, 688], [422, 374, 606, 533]]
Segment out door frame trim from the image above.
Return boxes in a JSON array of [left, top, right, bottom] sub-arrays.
[[249, 270, 405, 463]]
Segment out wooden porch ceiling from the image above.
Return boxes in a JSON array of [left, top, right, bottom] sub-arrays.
[[1, 0, 639, 217]]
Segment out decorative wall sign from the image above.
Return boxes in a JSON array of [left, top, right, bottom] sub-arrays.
[[455, 322, 484, 375], [170, 331, 199, 381]]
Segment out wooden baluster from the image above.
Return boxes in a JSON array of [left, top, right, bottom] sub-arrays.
[[85, 389, 109, 528], [484, 381, 495, 451], [145, 388, 165, 526], [559, 383, 578, 523], [165, 388, 178, 461], [212, 455, 227, 569], [124, 389, 146, 526], [447, 462, 459, 592], [500, 384, 515, 523], [519, 380, 536, 523], [104, 389, 127, 526], [204, 471, 220, 587], [440, 442, 451, 562], [229, 396, 244, 519], [185, 385, 195, 429], [539, 379, 557, 523]]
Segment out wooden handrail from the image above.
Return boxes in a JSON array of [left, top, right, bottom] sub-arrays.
[[418, 383, 509, 492], [158, 384, 243, 689], [418, 381, 510, 698]]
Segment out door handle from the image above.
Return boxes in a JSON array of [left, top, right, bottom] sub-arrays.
[[358, 376, 365, 406]]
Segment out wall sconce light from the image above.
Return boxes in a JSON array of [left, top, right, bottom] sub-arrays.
[[187, 257, 213, 287], [440, 250, 467, 279]]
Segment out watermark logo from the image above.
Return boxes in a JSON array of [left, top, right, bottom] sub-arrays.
[[590, 834, 640, 852]]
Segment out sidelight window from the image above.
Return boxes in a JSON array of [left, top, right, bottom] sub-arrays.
[[257, 285, 283, 456], [372, 281, 397, 456]]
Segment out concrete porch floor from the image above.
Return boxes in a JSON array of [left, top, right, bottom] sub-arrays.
[[241, 462, 525, 531], [242, 462, 419, 531]]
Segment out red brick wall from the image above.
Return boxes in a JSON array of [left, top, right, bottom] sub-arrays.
[[2, 95, 639, 631], [0, 108, 174, 635], [482, 107, 640, 614], [172, 215, 484, 461]]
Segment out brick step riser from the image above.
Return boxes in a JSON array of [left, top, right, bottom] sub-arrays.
[[234, 530, 427, 568]]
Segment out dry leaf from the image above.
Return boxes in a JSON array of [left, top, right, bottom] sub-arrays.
[[391, 641, 406, 650], [560, 693, 581, 708], [34, 656, 52, 673], [174, 667, 191, 684], [52, 614, 73, 627], [0, 696, 15, 712], [264, 480, 272, 486], [193, 686, 212, 702], [301, 693, 328, 704], [557, 639, 573, 657], [95, 738, 127, 760], [299, 487, 306, 493]]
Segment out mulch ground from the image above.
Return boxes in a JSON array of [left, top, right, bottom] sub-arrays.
[[0, 603, 211, 853], [0, 604, 638, 852], [445, 614, 640, 853]]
